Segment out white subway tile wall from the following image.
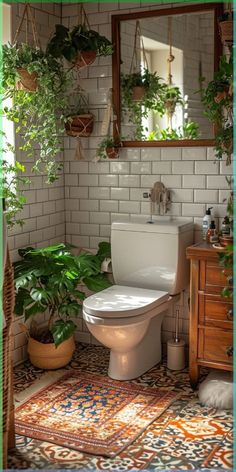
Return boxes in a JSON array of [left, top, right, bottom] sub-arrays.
[[10, 2, 232, 365]]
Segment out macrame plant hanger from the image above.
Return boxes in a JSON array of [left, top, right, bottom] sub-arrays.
[[13, 3, 40, 48], [13, 4, 41, 91], [74, 4, 96, 70], [130, 20, 149, 74], [166, 16, 175, 130]]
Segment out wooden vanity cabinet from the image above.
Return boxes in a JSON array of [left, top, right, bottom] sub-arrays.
[[186, 242, 233, 388]]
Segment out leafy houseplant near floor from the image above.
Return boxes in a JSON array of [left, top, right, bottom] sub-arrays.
[[14, 242, 112, 369]]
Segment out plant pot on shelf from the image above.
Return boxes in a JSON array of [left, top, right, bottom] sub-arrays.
[[16, 68, 38, 91], [27, 335, 75, 370], [106, 147, 119, 159], [132, 85, 146, 101], [65, 113, 94, 137], [219, 235, 233, 247], [73, 50, 97, 69]]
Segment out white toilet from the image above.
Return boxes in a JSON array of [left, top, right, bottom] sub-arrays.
[[83, 219, 193, 380]]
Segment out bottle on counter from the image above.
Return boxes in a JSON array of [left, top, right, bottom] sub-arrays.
[[221, 216, 230, 236], [207, 220, 218, 243], [202, 207, 213, 240]]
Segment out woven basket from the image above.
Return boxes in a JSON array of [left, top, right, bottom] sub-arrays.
[[219, 20, 233, 44], [73, 51, 97, 69], [3, 247, 15, 467], [16, 68, 38, 91], [28, 336, 76, 369], [65, 113, 94, 137]]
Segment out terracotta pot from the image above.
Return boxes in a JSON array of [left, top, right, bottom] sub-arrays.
[[106, 147, 119, 159], [16, 68, 38, 91], [219, 20, 233, 45], [73, 51, 97, 69], [219, 235, 233, 247], [27, 336, 75, 369], [132, 86, 146, 101], [65, 113, 94, 137]]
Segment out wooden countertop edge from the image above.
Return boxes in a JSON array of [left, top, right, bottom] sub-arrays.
[[186, 242, 222, 260]]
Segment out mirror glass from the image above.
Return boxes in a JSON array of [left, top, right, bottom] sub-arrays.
[[112, 4, 222, 146]]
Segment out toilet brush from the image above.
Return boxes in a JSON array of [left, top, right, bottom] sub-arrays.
[[167, 309, 185, 370]]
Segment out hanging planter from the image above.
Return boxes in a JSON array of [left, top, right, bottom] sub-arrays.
[[218, 9, 233, 47], [132, 85, 146, 101], [47, 7, 112, 70], [97, 136, 121, 160], [65, 87, 94, 137], [106, 146, 119, 159], [73, 50, 97, 69], [2, 2, 71, 185], [16, 68, 38, 91], [65, 113, 94, 137]]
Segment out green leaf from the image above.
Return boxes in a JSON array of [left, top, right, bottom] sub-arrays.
[[83, 273, 112, 292], [30, 287, 52, 303], [51, 320, 76, 347], [25, 302, 47, 320]]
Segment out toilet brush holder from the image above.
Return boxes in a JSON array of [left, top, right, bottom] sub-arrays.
[[167, 338, 185, 370], [167, 307, 185, 370]]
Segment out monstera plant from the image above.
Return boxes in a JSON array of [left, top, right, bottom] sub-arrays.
[[14, 242, 112, 368]]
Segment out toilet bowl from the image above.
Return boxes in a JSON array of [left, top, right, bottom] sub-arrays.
[[83, 285, 169, 380], [83, 219, 194, 380]]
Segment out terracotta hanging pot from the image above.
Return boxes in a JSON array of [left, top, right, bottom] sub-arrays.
[[65, 113, 94, 137], [106, 147, 119, 159], [218, 20, 233, 46], [132, 86, 146, 101], [73, 51, 97, 69], [16, 68, 38, 91], [27, 335, 75, 369]]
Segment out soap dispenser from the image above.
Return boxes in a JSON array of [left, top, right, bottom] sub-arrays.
[[202, 207, 213, 240]]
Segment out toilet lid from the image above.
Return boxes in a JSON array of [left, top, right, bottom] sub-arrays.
[[83, 285, 169, 318]]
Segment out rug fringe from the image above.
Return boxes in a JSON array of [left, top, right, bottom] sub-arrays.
[[15, 369, 68, 406]]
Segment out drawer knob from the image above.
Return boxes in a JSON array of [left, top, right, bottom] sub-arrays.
[[226, 346, 233, 357], [226, 309, 233, 320]]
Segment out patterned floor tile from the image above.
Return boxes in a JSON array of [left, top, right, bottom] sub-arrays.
[[8, 344, 233, 470]]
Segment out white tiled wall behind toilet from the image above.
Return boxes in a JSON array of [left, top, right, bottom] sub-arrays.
[[9, 2, 231, 365]]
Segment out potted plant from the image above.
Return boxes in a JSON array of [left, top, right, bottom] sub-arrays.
[[218, 10, 233, 47], [163, 85, 183, 117], [47, 24, 113, 69], [2, 43, 70, 183], [14, 242, 112, 369], [97, 136, 121, 160], [201, 52, 233, 165], [218, 180, 233, 299], [121, 68, 166, 139], [65, 89, 94, 137]]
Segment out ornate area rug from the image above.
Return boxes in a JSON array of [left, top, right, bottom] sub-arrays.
[[15, 370, 178, 457]]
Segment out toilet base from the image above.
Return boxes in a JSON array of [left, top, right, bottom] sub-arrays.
[[108, 312, 165, 380]]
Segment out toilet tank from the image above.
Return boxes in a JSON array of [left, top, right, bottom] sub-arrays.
[[111, 219, 194, 295]]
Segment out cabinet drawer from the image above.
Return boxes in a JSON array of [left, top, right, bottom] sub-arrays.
[[204, 261, 231, 293], [199, 293, 233, 328], [198, 327, 233, 365]]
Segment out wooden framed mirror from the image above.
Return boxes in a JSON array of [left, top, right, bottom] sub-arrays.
[[111, 3, 223, 148]]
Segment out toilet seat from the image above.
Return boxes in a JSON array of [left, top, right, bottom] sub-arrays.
[[83, 285, 169, 318]]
